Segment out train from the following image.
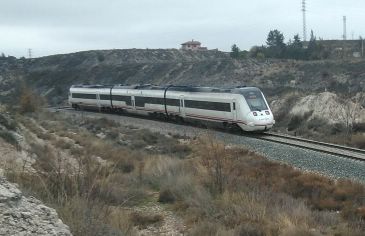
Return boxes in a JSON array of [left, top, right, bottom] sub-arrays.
[[68, 84, 275, 132]]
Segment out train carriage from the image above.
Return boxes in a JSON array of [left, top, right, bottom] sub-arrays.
[[69, 84, 275, 131]]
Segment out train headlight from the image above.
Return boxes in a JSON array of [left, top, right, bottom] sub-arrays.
[[265, 111, 270, 115], [253, 112, 258, 116]]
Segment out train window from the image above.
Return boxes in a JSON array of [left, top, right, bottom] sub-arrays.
[[134, 96, 145, 107], [100, 94, 110, 100], [241, 91, 268, 111], [185, 100, 231, 112], [112, 95, 132, 105], [146, 97, 164, 105], [165, 98, 179, 106], [72, 93, 97, 99], [134, 97, 179, 107], [233, 102, 236, 110]]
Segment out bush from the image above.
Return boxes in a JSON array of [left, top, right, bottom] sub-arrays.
[[0, 114, 17, 130], [350, 133, 365, 149], [18, 86, 45, 114], [158, 188, 176, 203], [287, 115, 303, 131], [129, 212, 163, 229], [353, 123, 365, 132], [0, 130, 19, 149]]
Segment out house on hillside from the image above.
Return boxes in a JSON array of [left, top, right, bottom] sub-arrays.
[[181, 40, 207, 51]]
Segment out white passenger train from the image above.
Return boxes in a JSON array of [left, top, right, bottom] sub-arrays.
[[68, 84, 275, 131]]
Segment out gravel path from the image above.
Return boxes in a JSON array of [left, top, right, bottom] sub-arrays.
[[56, 109, 365, 183]]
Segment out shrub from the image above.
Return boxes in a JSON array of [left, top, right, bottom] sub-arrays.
[[168, 143, 192, 158], [287, 115, 303, 131], [307, 117, 329, 132], [129, 212, 163, 229], [158, 188, 176, 203], [18, 86, 45, 114], [350, 133, 365, 149], [54, 138, 73, 149], [31, 143, 56, 172], [353, 123, 365, 132], [0, 114, 17, 130], [0, 130, 19, 149]]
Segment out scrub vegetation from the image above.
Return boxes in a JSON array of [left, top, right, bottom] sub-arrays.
[[1, 104, 364, 236]]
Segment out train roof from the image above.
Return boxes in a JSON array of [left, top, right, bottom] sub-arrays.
[[71, 84, 261, 94]]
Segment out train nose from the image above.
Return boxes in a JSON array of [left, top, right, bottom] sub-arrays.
[[251, 111, 274, 125]]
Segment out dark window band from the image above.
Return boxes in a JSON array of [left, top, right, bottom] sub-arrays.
[[135, 96, 179, 107], [72, 93, 231, 112], [112, 95, 132, 105], [72, 93, 97, 99], [185, 100, 231, 112], [100, 94, 110, 100]]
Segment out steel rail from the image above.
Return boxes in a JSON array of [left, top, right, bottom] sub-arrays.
[[258, 132, 365, 161]]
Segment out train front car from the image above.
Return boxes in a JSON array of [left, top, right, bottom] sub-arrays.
[[234, 87, 275, 131]]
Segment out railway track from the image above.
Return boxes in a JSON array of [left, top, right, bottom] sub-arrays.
[[51, 106, 365, 162], [260, 132, 365, 162]]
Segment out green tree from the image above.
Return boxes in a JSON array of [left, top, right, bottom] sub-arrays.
[[266, 30, 285, 48], [239, 50, 249, 59], [266, 30, 286, 58], [287, 34, 304, 59], [305, 30, 329, 60], [292, 34, 303, 48], [230, 44, 240, 59]]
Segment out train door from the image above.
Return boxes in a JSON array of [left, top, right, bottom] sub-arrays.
[[131, 96, 136, 110], [96, 92, 101, 111], [232, 99, 237, 121], [179, 95, 185, 117]]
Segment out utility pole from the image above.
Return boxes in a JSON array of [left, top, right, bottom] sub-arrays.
[[343, 16, 347, 40], [28, 48, 32, 59], [302, 0, 307, 42]]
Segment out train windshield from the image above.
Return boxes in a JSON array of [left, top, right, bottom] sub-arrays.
[[241, 90, 268, 111]]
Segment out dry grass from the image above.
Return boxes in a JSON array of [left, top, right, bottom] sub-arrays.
[[5, 109, 365, 236]]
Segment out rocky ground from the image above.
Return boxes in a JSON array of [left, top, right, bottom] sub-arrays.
[[0, 176, 72, 236]]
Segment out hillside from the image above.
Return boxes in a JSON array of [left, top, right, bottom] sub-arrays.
[[1, 49, 365, 146], [1, 50, 365, 235], [1, 49, 365, 105]]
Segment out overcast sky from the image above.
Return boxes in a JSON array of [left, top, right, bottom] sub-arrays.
[[1, 0, 364, 58]]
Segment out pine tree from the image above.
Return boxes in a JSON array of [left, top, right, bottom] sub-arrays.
[[230, 44, 240, 59]]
